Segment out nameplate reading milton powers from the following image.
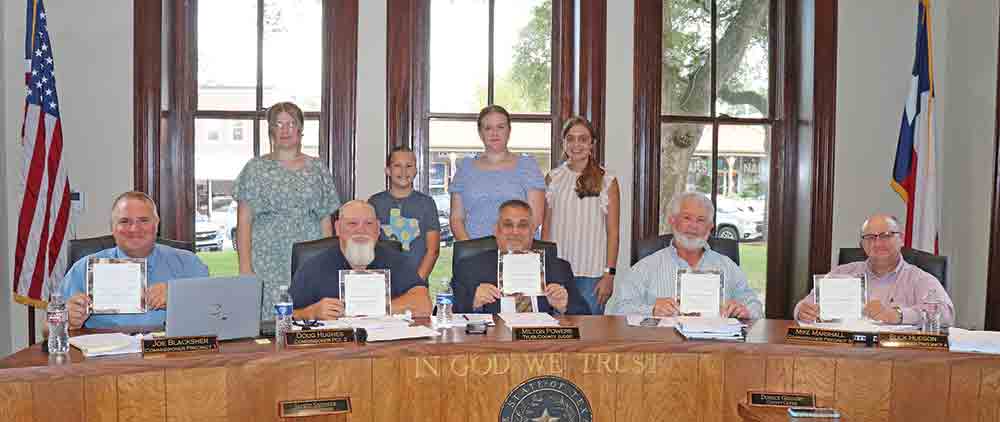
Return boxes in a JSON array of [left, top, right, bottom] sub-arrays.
[[279, 398, 351, 418], [747, 391, 816, 408], [285, 328, 355, 346], [512, 327, 581, 341], [142, 335, 218, 355], [878, 332, 949, 350], [785, 327, 856, 345]]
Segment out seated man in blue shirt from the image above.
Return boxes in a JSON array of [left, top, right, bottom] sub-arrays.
[[452, 199, 587, 315], [64, 191, 209, 329], [290, 200, 432, 319], [606, 192, 762, 319]]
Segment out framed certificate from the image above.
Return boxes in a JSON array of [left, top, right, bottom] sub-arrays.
[[815, 273, 867, 322], [675, 269, 723, 316], [338, 269, 391, 317], [86, 257, 147, 314], [497, 249, 545, 297]]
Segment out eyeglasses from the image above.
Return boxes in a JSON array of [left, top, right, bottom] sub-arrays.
[[272, 121, 299, 130], [860, 231, 900, 242], [292, 319, 322, 330]]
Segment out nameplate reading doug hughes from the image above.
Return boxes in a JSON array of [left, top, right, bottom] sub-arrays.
[[512, 327, 580, 341], [285, 329, 355, 346], [142, 335, 218, 355]]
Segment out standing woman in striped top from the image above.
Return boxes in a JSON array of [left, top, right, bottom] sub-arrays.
[[542, 116, 620, 315]]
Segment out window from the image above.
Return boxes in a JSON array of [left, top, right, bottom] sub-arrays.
[[232, 122, 245, 141], [658, 0, 774, 307]]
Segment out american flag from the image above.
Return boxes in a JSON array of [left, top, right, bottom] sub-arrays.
[[14, 0, 72, 307]]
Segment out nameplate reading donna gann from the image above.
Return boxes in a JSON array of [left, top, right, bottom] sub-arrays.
[[512, 327, 580, 341], [279, 398, 351, 418], [785, 327, 855, 345], [747, 390, 816, 408], [878, 332, 949, 350], [285, 329, 355, 346], [142, 336, 218, 355]]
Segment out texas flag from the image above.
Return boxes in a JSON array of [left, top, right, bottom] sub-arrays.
[[891, 0, 939, 254]]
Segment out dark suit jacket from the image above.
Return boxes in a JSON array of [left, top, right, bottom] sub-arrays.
[[451, 249, 589, 315]]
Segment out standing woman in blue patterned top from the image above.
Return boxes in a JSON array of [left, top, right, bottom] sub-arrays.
[[233, 102, 341, 319], [449, 105, 546, 240]]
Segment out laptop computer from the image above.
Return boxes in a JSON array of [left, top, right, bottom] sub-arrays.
[[166, 275, 261, 341]]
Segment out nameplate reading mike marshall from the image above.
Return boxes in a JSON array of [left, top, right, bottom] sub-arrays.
[[878, 332, 949, 350], [285, 328, 355, 346], [512, 327, 580, 341], [142, 335, 218, 355], [785, 327, 854, 345], [279, 398, 351, 418], [747, 390, 816, 408]]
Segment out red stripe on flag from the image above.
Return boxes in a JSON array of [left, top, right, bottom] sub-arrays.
[[46, 122, 70, 274], [900, 151, 918, 249], [13, 108, 47, 293]]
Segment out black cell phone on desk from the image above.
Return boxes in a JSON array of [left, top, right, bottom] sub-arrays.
[[787, 407, 840, 419]]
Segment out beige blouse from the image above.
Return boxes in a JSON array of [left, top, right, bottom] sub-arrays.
[[545, 163, 616, 277]]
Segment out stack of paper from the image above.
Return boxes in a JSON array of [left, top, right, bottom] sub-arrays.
[[299, 316, 412, 331], [69, 333, 142, 357], [800, 320, 920, 333], [676, 317, 744, 340], [366, 326, 440, 342], [949, 328, 1000, 354], [498, 312, 560, 328]]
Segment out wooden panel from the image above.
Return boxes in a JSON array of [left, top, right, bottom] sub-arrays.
[[765, 356, 796, 392], [564, 353, 616, 422], [133, 0, 161, 200], [33, 377, 84, 422], [510, 352, 566, 382], [724, 356, 767, 421], [226, 359, 315, 422], [372, 358, 403, 422], [808, 0, 838, 277], [647, 353, 700, 422], [403, 356, 444, 422], [793, 357, 836, 407], [948, 361, 981, 421], [834, 359, 891, 422], [981, 365, 1000, 422], [699, 353, 725, 422], [614, 352, 647, 421], [118, 371, 166, 422], [316, 357, 373, 422], [466, 353, 511, 422], [630, 0, 664, 260], [165, 367, 227, 422], [890, 361, 949, 422], [85, 375, 118, 422], [442, 355, 470, 422], [0, 382, 32, 422], [323, 0, 359, 202]]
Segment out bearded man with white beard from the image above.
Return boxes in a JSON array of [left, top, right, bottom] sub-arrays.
[[290, 200, 432, 320], [606, 192, 762, 319]]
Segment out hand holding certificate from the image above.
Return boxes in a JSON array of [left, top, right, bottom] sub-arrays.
[[498, 250, 545, 297], [339, 270, 391, 317], [87, 258, 147, 314], [815, 274, 866, 322], [676, 269, 723, 317]]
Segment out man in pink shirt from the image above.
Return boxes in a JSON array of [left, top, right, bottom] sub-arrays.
[[795, 214, 954, 325]]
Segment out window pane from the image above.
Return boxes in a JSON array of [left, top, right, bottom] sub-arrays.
[[661, 0, 711, 116], [430, 0, 489, 113], [260, 119, 320, 158], [719, 124, 769, 307], [659, 123, 712, 235], [494, 0, 552, 114], [197, 0, 258, 111], [262, 0, 323, 112], [194, 119, 255, 276], [716, 0, 770, 118]]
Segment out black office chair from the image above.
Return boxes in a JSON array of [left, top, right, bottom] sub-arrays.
[[631, 234, 740, 266], [68, 235, 194, 270], [837, 247, 948, 289], [290, 236, 403, 279], [451, 236, 558, 273]]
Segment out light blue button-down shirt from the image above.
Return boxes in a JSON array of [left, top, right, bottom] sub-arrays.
[[607, 244, 763, 318], [61, 244, 209, 328]]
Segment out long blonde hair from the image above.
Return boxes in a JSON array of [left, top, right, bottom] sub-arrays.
[[561, 116, 604, 198]]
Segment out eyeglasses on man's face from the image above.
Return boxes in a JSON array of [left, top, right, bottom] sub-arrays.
[[860, 231, 900, 242]]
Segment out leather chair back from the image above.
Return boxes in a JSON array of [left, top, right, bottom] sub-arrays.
[[452, 236, 558, 272], [291, 237, 403, 278], [69, 235, 194, 271], [837, 247, 948, 289], [632, 234, 740, 266]]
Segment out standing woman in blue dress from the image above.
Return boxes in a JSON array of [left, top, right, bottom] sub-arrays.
[[542, 116, 620, 314], [233, 102, 341, 319], [449, 105, 547, 241]]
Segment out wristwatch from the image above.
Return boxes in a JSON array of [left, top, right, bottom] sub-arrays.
[[605, 267, 616, 275], [892, 306, 903, 324]]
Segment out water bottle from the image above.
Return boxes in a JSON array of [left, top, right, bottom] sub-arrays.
[[921, 300, 942, 334], [47, 293, 69, 354], [436, 286, 454, 327], [274, 286, 293, 347]]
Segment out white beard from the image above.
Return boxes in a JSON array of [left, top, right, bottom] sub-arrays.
[[344, 236, 376, 268], [674, 233, 707, 250]]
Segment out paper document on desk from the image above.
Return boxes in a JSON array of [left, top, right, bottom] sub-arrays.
[[677, 317, 743, 333], [626, 315, 677, 327], [69, 333, 142, 357], [301, 316, 411, 331], [499, 312, 560, 327], [366, 326, 440, 342], [799, 320, 919, 333], [948, 328, 1000, 354]]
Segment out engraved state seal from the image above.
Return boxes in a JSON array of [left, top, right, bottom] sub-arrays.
[[499, 375, 593, 422]]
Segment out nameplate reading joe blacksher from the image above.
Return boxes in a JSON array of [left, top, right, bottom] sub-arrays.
[[785, 327, 855, 345], [747, 390, 816, 408], [285, 328, 355, 346], [279, 398, 351, 418], [142, 335, 218, 355], [512, 327, 581, 341]]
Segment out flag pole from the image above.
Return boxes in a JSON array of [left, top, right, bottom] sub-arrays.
[[27, 308, 35, 346]]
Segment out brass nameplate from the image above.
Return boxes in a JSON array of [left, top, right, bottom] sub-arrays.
[[142, 335, 218, 355], [279, 397, 351, 418], [785, 327, 855, 345], [747, 390, 816, 407], [512, 327, 580, 341], [878, 332, 949, 350], [285, 328, 355, 346]]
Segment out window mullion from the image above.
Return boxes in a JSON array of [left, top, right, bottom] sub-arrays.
[[254, 0, 264, 157], [709, 0, 719, 211], [487, 0, 495, 106]]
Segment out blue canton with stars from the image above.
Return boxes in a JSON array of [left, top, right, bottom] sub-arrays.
[[25, 0, 60, 118]]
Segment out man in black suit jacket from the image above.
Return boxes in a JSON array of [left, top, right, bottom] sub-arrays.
[[451, 200, 588, 315]]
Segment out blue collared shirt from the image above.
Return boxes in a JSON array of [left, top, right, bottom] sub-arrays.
[[61, 244, 209, 328], [606, 243, 763, 318]]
